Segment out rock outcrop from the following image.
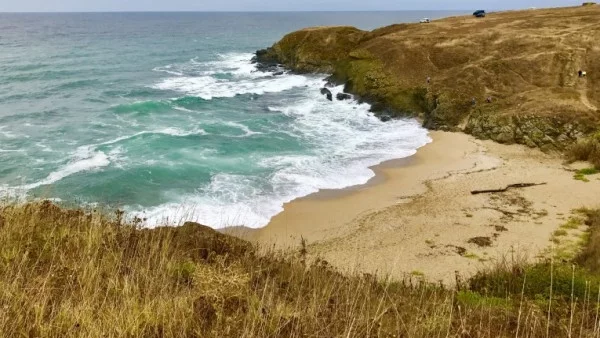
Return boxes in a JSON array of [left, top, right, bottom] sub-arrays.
[[336, 93, 352, 101], [320, 87, 333, 101], [256, 6, 600, 151]]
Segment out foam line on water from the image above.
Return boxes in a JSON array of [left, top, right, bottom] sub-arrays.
[[9, 127, 208, 192], [20, 147, 110, 190]]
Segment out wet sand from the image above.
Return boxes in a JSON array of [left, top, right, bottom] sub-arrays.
[[235, 131, 600, 284]]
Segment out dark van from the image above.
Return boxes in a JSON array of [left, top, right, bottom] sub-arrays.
[[473, 10, 486, 17]]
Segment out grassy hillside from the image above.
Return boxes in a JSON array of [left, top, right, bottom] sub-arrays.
[[2, 201, 600, 337], [257, 6, 600, 151]]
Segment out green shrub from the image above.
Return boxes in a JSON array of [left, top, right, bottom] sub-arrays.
[[567, 134, 600, 169], [469, 262, 600, 300]]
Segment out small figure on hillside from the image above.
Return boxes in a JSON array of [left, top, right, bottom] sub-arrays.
[[486, 96, 492, 103], [426, 76, 431, 84], [471, 97, 476, 106], [579, 70, 583, 77]]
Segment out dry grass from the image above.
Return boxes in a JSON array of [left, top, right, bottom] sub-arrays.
[[2, 201, 600, 337], [263, 5, 600, 132], [567, 133, 600, 169]]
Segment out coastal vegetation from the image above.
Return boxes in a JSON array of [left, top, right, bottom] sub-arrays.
[[1, 201, 600, 337], [255, 6, 600, 152], [568, 132, 600, 169]]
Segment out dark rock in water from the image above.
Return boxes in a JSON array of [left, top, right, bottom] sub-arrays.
[[253, 48, 280, 72], [336, 93, 352, 101], [380, 115, 392, 122], [320, 88, 333, 101], [254, 48, 278, 64], [256, 64, 280, 73], [273, 71, 284, 76], [369, 101, 388, 113], [324, 74, 344, 88]]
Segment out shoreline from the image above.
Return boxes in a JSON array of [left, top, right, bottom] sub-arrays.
[[239, 131, 488, 246], [231, 131, 600, 284], [294, 154, 418, 201]]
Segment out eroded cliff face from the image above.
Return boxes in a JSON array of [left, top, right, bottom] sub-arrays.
[[256, 6, 600, 151]]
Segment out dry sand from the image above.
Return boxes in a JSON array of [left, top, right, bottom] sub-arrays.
[[237, 131, 600, 284]]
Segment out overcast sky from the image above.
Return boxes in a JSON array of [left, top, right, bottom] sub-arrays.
[[0, 0, 585, 12]]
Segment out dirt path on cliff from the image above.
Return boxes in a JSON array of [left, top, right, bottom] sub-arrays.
[[580, 88, 598, 111]]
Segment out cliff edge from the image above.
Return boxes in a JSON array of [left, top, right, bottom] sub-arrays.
[[256, 6, 600, 151]]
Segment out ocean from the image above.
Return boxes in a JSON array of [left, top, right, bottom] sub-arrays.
[[0, 11, 461, 228]]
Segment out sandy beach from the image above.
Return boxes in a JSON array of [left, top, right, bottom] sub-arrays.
[[237, 131, 600, 284]]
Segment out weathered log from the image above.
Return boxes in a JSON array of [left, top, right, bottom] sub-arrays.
[[471, 183, 547, 195]]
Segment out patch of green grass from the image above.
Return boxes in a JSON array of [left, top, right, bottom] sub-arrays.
[[560, 218, 581, 230], [456, 291, 512, 310], [553, 248, 576, 261], [574, 168, 599, 182], [464, 253, 479, 260], [577, 167, 600, 175], [553, 229, 568, 237], [410, 270, 425, 277], [470, 261, 600, 300], [579, 231, 591, 243]]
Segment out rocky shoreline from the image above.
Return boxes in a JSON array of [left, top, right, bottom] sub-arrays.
[[253, 6, 600, 152]]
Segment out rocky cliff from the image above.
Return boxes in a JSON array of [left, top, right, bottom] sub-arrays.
[[256, 6, 600, 151]]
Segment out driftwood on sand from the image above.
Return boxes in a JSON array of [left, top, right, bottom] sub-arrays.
[[470, 183, 547, 195]]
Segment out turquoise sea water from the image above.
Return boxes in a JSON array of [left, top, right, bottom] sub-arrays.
[[0, 12, 461, 228]]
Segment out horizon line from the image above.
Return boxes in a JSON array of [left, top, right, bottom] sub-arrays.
[[0, 8, 547, 14]]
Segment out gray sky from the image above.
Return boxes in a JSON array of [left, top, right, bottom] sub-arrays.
[[0, 0, 585, 12]]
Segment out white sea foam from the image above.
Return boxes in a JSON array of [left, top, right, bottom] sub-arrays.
[[0, 126, 18, 139], [153, 74, 317, 100], [172, 105, 195, 113], [152, 65, 184, 76], [223, 121, 262, 137], [137, 82, 431, 228], [158, 127, 207, 137], [35, 142, 53, 152], [152, 53, 313, 100]]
